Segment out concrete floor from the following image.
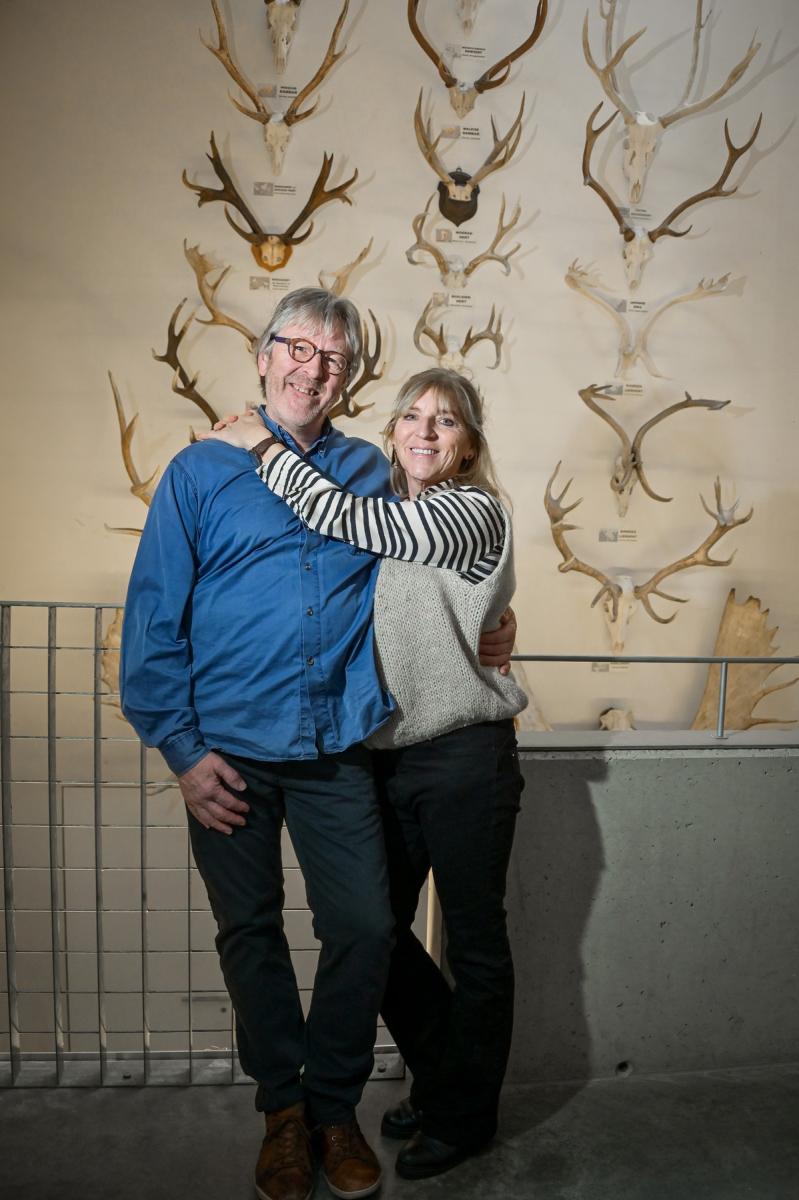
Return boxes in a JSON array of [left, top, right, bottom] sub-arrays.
[[1, 1064, 797, 1199]]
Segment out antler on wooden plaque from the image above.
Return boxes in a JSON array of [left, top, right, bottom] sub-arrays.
[[565, 262, 738, 379], [578, 384, 730, 516], [183, 134, 357, 271], [203, 0, 349, 174], [690, 589, 798, 730], [414, 298, 503, 371], [583, 104, 762, 288], [545, 465, 753, 652], [583, 0, 760, 203], [407, 194, 521, 287], [414, 91, 525, 225], [408, 0, 546, 117]]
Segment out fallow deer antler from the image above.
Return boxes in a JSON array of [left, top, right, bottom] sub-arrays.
[[583, 0, 760, 203], [318, 237, 374, 297], [408, 0, 546, 117], [184, 241, 257, 351], [413, 298, 449, 361], [108, 372, 159, 511]]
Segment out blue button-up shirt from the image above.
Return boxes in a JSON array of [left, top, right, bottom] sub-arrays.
[[120, 410, 394, 775]]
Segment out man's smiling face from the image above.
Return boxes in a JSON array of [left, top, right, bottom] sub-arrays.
[[258, 322, 349, 450]]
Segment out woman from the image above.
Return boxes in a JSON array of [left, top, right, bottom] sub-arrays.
[[207, 368, 527, 1179]]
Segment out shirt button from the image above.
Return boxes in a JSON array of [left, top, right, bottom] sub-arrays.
[[307, 656, 315, 666], [306, 607, 314, 616], [304, 562, 312, 571]]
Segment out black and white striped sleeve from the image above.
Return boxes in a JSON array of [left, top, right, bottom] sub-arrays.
[[259, 448, 505, 580]]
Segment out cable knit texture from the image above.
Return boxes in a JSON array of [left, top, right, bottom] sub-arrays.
[[367, 505, 528, 748]]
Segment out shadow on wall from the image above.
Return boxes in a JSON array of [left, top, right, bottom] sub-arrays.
[[504, 755, 606, 1110]]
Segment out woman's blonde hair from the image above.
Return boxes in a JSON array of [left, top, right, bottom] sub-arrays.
[[383, 368, 504, 501]]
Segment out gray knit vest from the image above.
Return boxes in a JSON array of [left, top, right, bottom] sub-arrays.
[[366, 504, 528, 749]]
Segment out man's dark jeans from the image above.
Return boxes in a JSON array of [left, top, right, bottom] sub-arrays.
[[375, 718, 524, 1146], [187, 744, 393, 1125]]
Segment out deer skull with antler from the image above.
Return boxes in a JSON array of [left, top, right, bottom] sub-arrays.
[[414, 91, 525, 226], [583, 0, 760, 205], [183, 134, 357, 271], [545, 465, 753, 653], [407, 194, 521, 288], [414, 298, 503, 372], [578, 384, 730, 517], [203, 0, 349, 175], [265, 0, 301, 74], [583, 104, 762, 289], [408, 0, 547, 118], [456, 0, 481, 36]]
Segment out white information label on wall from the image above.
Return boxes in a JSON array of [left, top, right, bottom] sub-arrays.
[[610, 662, 630, 673], [460, 45, 487, 59], [620, 205, 652, 224], [254, 182, 297, 197], [250, 276, 292, 291], [434, 227, 476, 245], [618, 529, 637, 542], [598, 527, 638, 542], [271, 277, 292, 292], [460, 125, 481, 140], [250, 277, 270, 290], [449, 293, 474, 307]]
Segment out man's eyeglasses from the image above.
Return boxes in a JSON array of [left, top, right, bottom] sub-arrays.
[[269, 335, 350, 376]]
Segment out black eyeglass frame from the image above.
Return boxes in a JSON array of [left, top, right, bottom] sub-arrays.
[[269, 334, 351, 376]]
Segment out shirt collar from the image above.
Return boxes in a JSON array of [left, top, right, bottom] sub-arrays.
[[257, 405, 333, 459]]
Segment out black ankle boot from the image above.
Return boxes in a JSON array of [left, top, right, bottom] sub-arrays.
[[380, 1097, 422, 1140]]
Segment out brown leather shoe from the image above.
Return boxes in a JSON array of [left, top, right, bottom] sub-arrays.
[[319, 1118, 382, 1198], [255, 1102, 314, 1200]]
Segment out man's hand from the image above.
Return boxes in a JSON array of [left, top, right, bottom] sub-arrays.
[[178, 752, 249, 835], [478, 606, 517, 676]]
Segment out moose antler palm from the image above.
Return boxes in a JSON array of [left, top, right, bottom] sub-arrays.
[[583, 104, 762, 288], [202, 0, 349, 174], [408, 0, 547, 117], [183, 134, 357, 271], [414, 91, 525, 226], [583, 0, 760, 203]]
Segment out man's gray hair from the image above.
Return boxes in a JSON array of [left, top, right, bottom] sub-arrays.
[[255, 287, 363, 387]]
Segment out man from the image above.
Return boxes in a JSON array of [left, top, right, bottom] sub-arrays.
[[121, 288, 514, 1200]]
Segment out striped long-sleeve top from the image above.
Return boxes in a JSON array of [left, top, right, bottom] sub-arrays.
[[258, 448, 505, 584]]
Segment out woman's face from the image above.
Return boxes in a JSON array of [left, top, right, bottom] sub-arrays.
[[391, 388, 475, 499]]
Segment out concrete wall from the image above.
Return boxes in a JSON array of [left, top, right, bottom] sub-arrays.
[[507, 749, 799, 1082]]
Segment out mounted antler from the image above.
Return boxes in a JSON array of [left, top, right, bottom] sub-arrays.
[[583, 104, 762, 288], [152, 299, 220, 426], [408, 0, 547, 117], [545, 464, 753, 651], [318, 237, 374, 297], [407, 194, 521, 288], [265, 0, 302, 74], [184, 241, 257, 352], [329, 309, 383, 419], [583, 1, 760, 203], [565, 262, 738, 379], [579, 384, 730, 516], [414, 298, 503, 371], [414, 91, 525, 226], [203, 0, 349, 174], [108, 373, 158, 515], [183, 134, 357, 271]]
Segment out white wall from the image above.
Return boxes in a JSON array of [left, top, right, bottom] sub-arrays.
[[1, 0, 797, 733]]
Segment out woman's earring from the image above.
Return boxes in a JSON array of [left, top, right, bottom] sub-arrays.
[[390, 448, 398, 466]]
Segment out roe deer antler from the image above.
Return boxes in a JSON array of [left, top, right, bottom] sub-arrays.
[[583, 0, 760, 203], [583, 104, 762, 288], [408, 0, 546, 117]]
